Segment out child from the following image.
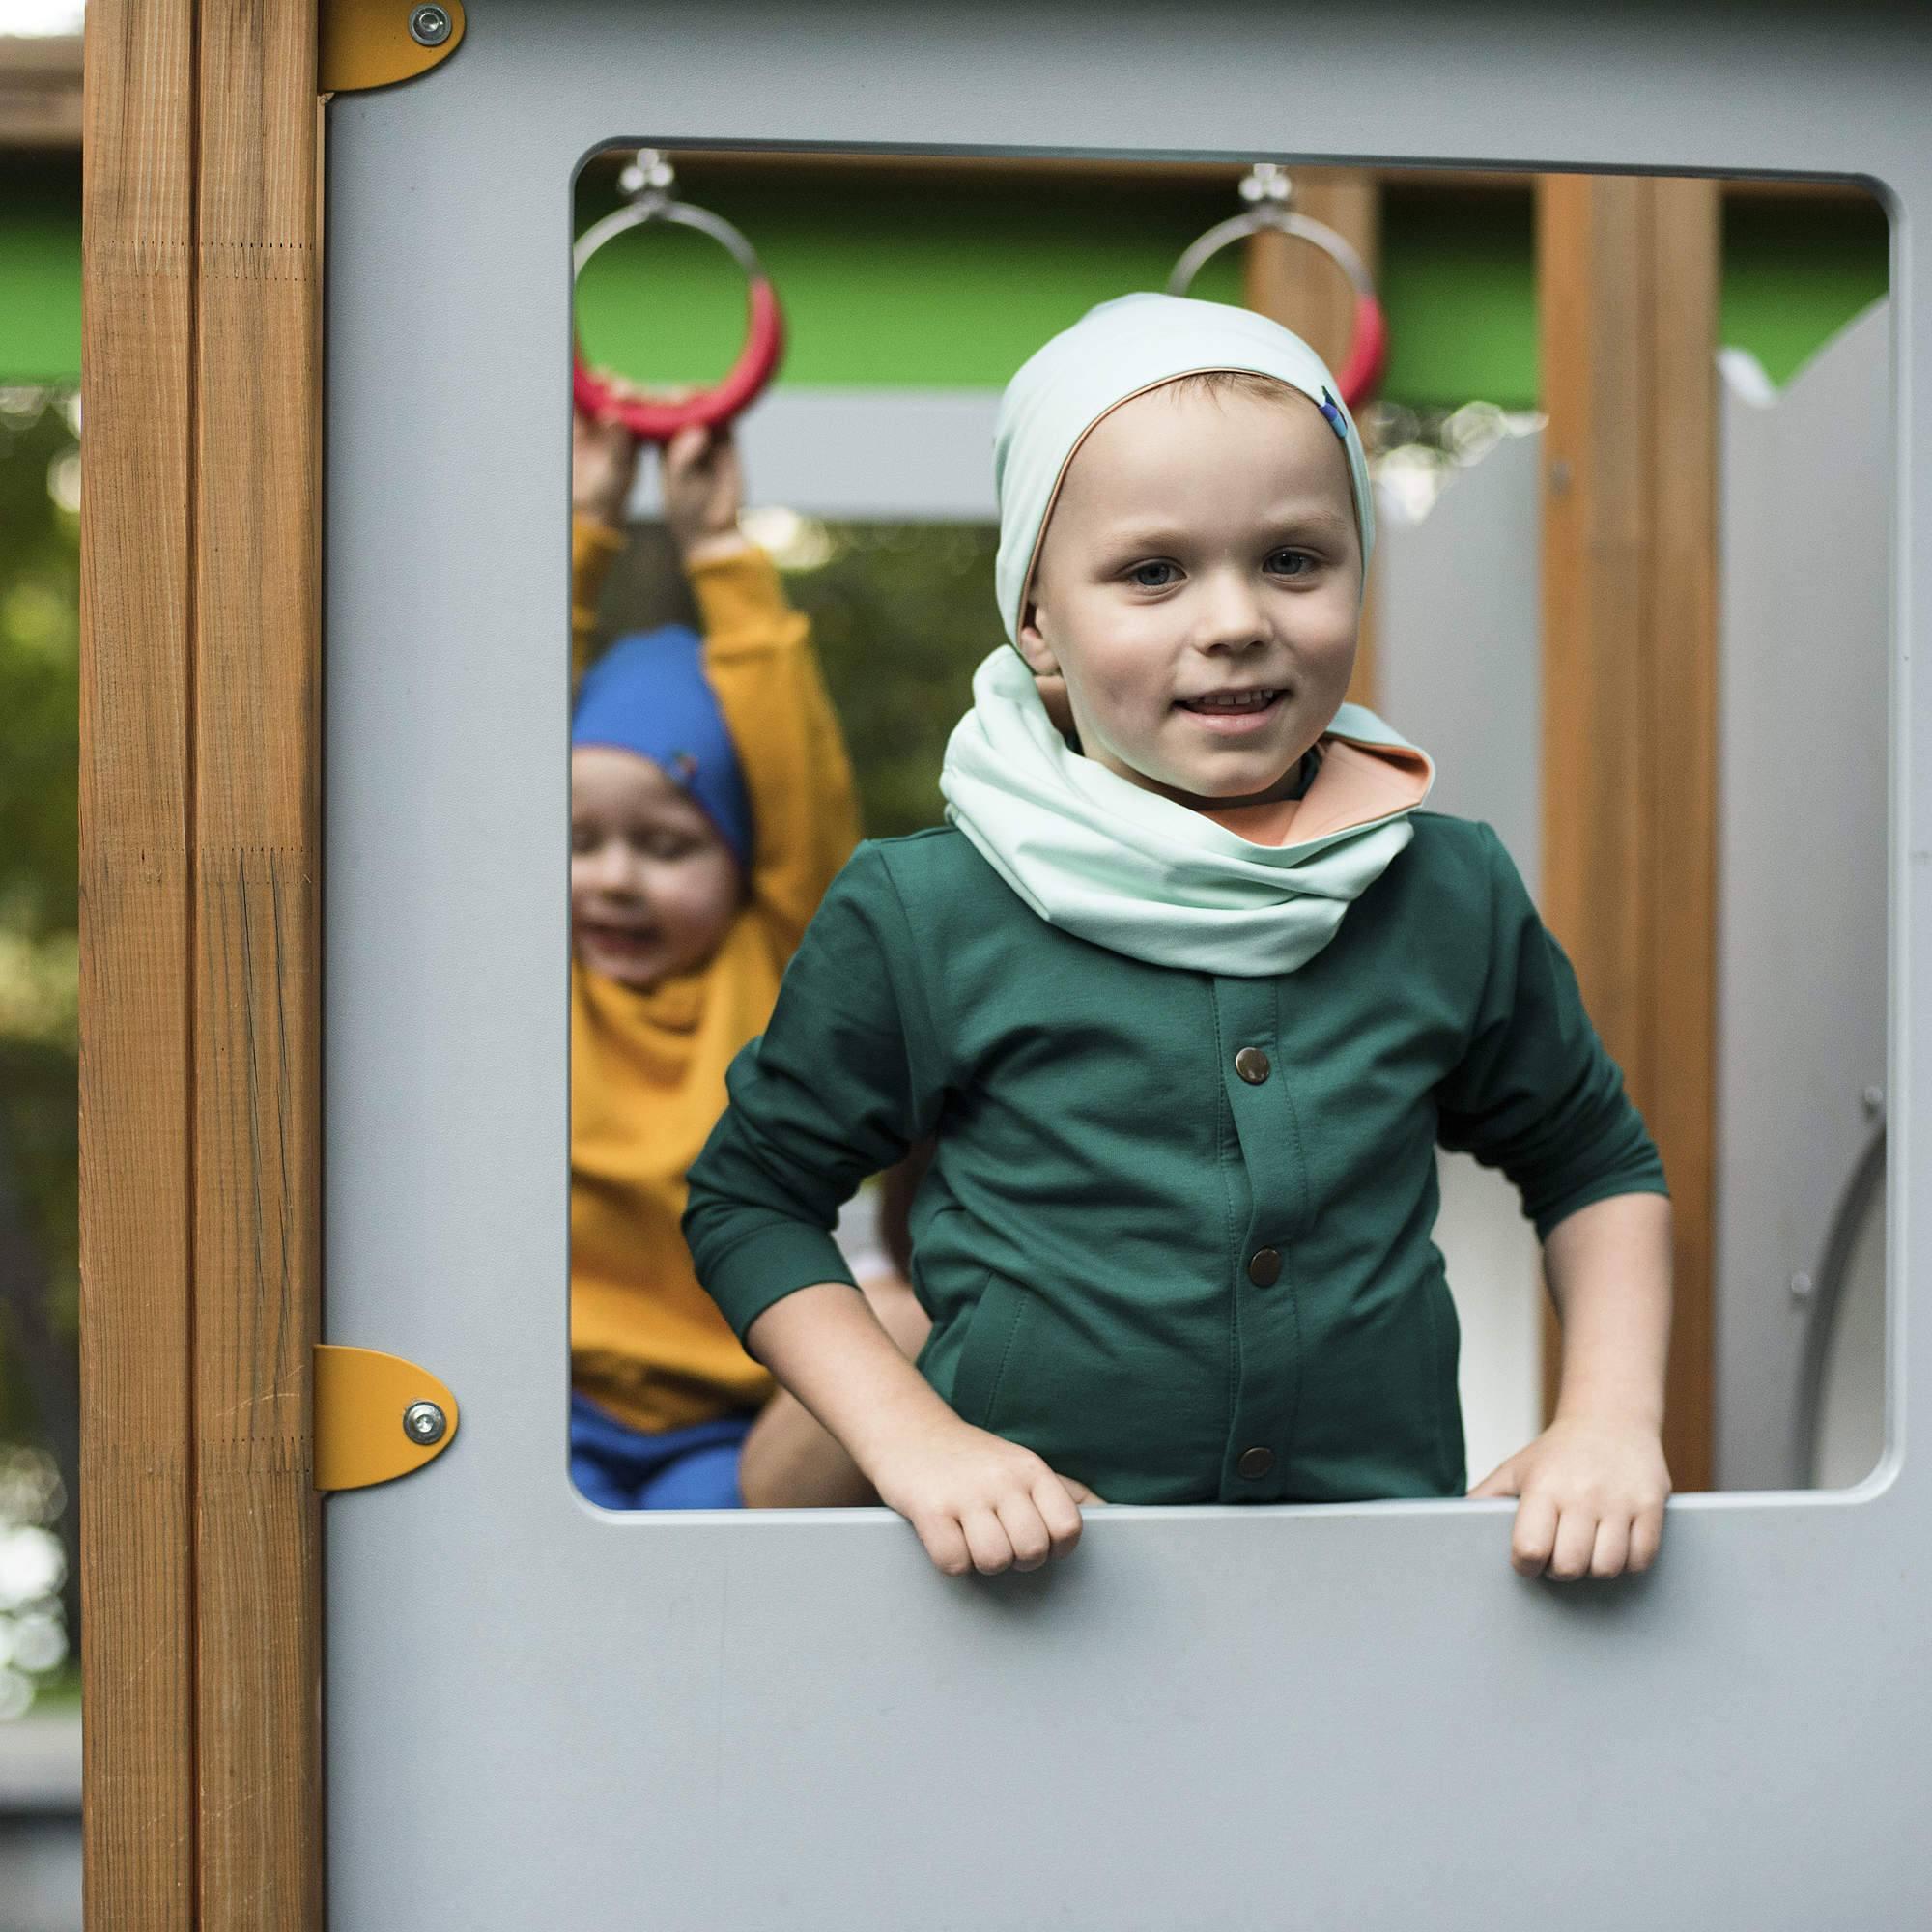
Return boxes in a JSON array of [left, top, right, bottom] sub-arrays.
[[682, 294, 1673, 1578], [568, 405, 926, 1509]]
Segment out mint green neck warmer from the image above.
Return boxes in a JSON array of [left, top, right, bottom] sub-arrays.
[[939, 647, 1431, 978]]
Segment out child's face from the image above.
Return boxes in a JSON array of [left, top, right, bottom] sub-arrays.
[[570, 747, 743, 990], [1017, 381, 1363, 808]]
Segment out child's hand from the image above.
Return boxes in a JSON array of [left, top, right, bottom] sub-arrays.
[[1469, 1416, 1670, 1580], [662, 423, 745, 559], [868, 1414, 1101, 1577], [571, 388, 643, 526]]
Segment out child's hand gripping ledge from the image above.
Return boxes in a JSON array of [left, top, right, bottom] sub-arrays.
[[1468, 1191, 1674, 1581], [748, 1282, 1101, 1576]]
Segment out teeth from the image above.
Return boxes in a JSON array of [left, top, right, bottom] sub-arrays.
[[1192, 690, 1275, 710]]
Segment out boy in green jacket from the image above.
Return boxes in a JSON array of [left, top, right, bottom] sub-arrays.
[[683, 293, 1673, 1583]]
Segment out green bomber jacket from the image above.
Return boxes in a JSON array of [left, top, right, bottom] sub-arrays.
[[682, 812, 1667, 1506]]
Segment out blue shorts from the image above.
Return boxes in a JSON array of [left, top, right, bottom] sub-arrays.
[[570, 1391, 753, 1510]]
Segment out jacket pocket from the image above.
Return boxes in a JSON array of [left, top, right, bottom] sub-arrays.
[[947, 1268, 1030, 1433]]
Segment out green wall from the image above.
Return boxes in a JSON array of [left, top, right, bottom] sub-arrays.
[[1721, 192, 1890, 389], [0, 162, 82, 384], [1379, 186, 1539, 410], [0, 153, 1890, 406], [574, 171, 1247, 391], [575, 167, 1890, 411]]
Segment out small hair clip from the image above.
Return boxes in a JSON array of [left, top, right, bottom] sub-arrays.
[[1319, 388, 1350, 442]]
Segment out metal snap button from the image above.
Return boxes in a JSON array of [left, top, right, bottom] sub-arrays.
[[1246, 1247, 1282, 1288], [1237, 1446, 1275, 1480], [1234, 1046, 1271, 1085]]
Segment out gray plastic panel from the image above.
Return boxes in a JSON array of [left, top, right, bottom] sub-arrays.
[[1378, 432, 1548, 1477], [324, 5, 1928, 1925], [1715, 308, 1892, 1490]]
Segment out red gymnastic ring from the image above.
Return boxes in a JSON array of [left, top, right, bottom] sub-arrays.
[[1332, 292, 1389, 413], [573, 275, 785, 444], [1167, 202, 1390, 412]]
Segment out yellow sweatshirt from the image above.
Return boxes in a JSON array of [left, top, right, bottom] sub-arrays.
[[569, 517, 861, 1432]]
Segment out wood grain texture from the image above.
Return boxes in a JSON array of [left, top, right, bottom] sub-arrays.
[[78, 1, 198, 1923], [1536, 174, 1718, 1491], [1641, 178, 1719, 1497], [192, 3, 324, 1924], [1242, 169, 1382, 709]]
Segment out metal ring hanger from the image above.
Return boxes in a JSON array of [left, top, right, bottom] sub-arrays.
[[1168, 164, 1389, 410], [572, 149, 786, 442]]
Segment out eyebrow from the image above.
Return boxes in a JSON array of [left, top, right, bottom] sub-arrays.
[[1096, 509, 1356, 553]]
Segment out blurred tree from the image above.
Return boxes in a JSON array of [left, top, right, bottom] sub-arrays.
[[0, 386, 81, 1657], [782, 523, 999, 839], [593, 518, 1000, 841]]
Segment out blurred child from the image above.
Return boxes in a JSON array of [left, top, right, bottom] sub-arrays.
[[685, 295, 1674, 1577], [568, 401, 925, 1509]]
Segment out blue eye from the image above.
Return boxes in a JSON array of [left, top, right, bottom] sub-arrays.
[[1268, 549, 1316, 578], [1130, 561, 1179, 588]]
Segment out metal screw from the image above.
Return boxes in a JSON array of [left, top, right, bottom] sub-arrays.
[[1861, 1084, 1886, 1120], [409, 5, 453, 47], [1789, 1271, 1814, 1304], [403, 1400, 447, 1446]]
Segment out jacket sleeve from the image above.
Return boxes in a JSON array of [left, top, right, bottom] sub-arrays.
[[570, 515, 625, 680], [1435, 824, 1668, 1240], [682, 843, 945, 1342], [687, 542, 862, 958]]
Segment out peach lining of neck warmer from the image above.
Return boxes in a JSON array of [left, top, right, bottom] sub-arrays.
[[1194, 737, 1434, 849]]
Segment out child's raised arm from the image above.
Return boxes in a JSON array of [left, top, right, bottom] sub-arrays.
[[569, 402, 639, 677], [660, 426, 861, 956]]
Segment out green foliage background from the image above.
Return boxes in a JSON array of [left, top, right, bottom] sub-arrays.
[[0, 390, 80, 1445], [783, 524, 1000, 840]]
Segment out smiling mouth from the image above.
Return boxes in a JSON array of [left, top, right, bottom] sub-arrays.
[[1178, 688, 1283, 714]]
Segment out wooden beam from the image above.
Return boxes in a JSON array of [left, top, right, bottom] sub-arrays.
[[81, 0, 325, 1921], [0, 35, 83, 150], [1536, 173, 1719, 1492], [1241, 167, 1383, 709], [78, 1, 197, 1923], [191, 2, 324, 1923]]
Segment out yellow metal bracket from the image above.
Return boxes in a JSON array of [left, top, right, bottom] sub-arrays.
[[320, 0, 467, 96], [314, 1344, 461, 1492]]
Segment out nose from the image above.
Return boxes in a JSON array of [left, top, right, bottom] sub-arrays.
[[1191, 564, 1268, 654], [574, 838, 645, 901]]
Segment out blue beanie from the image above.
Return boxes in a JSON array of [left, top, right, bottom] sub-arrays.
[[571, 626, 753, 871]]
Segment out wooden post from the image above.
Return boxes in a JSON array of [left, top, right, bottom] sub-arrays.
[[80, 1, 325, 1924], [1536, 173, 1719, 1492], [79, 2, 197, 1921], [1244, 167, 1383, 708]]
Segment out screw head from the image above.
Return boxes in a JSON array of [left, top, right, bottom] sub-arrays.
[[1789, 1271, 1814, 1304], [403, 1400, 447, 1446], [409, 5, 453, 47], [1861, 1084, 1886, 1120]]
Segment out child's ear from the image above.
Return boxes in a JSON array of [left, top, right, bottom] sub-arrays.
[[1014, 601, 1059, 678]]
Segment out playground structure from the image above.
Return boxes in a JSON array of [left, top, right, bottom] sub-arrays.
[[75, 2, 1922, 1925]]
